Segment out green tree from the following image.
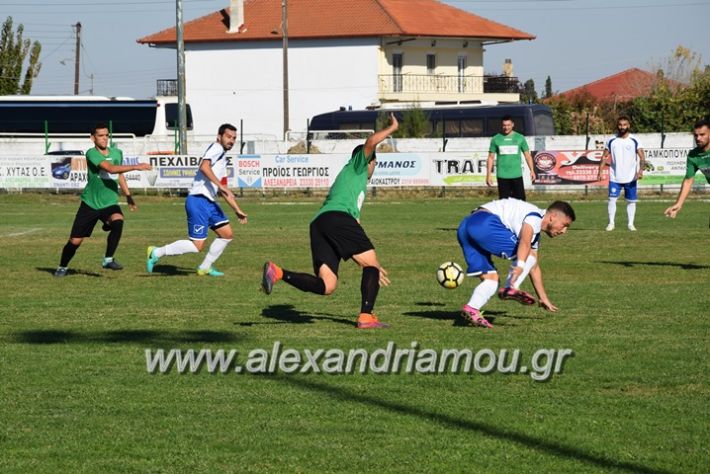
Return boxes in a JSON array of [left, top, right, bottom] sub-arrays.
[[0, 17, 42, 95], [398, 107, 429, 138], [520, 78, 538, 104], [544, 76, 553, 99], [376, 108, 431, 138]]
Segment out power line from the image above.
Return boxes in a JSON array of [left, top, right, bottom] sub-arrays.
[[38, 31, 74, 61], [450, 1, 709, 10]]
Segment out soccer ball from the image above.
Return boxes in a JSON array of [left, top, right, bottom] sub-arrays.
[[436, 261, 465, 289]]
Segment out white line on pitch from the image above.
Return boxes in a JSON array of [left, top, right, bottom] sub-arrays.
[[0, 228, 42, 238]]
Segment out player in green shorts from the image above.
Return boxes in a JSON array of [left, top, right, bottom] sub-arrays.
[[54, 123, 152, 277], [665, 118, 710, 218], [261, 114, 399, 329]]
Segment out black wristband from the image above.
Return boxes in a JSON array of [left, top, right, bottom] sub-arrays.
[[126, 195, 136, 206]]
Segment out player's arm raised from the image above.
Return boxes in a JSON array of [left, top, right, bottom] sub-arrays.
[[364, 113, 398, 158]]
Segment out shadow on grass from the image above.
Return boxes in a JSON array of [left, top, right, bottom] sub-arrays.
[[597, 260, 710, 270], [36, 267, 101, 277], [405, 303, 510, 327], [138, 265, 194, 276], [274, 376, 670, 474], [11, 329, 241, 345], [236, 304, 353, 327]]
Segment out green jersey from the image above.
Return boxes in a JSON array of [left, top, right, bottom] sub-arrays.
[[684, 147, 710, 183], [489, 131, 530, 179], [81, 147, 123, 210], [314, 147, 371, 220]]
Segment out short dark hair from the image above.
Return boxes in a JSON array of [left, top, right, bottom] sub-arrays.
[[91, 122, 108, 135], [617, 116, 631, 123], [218, 123, 237, 135], [693, 118, 710, 130], [547, 201, 576, 222], [501, 115, 513, 122], [352, 144, 376, 162]]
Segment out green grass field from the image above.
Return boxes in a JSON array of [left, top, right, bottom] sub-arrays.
[[0, 192, 708, 473]]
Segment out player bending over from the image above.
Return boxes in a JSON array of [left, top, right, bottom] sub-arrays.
[[457, 198, 575, 328], [261, 113, 399, 329]]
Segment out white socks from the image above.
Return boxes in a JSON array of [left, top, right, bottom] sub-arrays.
[[627, 202, 636, 227], [198, 238, 232, 271], [608, 198, 617, 225], [154, 240, 199, 258], [467, 278, 498, 310], [505, 255, 537, 289], [608, 198, 637, 227]]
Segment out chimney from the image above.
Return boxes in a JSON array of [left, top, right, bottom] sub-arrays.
[[228, 0, 245, 33], [503, 58, 513, 78]]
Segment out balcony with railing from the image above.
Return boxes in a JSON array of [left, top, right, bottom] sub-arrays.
[[378, 74, 520, 102]]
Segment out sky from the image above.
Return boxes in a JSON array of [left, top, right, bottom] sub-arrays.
[[3, 0, 710, 99]]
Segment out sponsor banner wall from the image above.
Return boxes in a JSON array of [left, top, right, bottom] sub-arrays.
[[0, 149, 701, 189], [532, 150, 606, 185], [251, 154, 345, 189], [533, 148, 695, 185], [428, 152, 489, 186], [145, 154, 232, 188], [0, 155, 53, 188], [368, 153, 430, 187]]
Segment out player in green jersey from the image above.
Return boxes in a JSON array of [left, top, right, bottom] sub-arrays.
[[665, 118, 710, 218], [54, 123, 152, 277], [486, 115, 536, 200], [261, 113, 398, 329]]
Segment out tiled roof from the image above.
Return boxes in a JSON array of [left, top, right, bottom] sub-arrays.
[[558, 68, 681, 102], [138, 0, 534, 44]]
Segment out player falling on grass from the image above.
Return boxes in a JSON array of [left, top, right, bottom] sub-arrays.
[[146, 124, 248, 276], [261, 113, 399, 329], [54, 123, 152, 277], [457, 198, 575, 328]]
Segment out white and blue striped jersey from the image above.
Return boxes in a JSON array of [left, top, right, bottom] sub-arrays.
[[189, 142, 228, 201], [480, 198, 544, 249], [606, 134, 642, 184]]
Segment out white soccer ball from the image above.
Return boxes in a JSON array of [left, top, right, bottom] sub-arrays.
[[436, 261, 465, 289]]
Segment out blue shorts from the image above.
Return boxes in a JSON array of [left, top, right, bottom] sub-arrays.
[[185, 194, 229, 240], [457, 211, 518, 275], [609, 180, 638, 202]]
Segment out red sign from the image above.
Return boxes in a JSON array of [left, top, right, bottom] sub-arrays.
[[533, 150, 608, 185]]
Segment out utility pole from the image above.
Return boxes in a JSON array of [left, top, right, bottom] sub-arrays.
[[176, 0, 188, 153], [73, 22, 81, 95], [282, 0, 289, 140]]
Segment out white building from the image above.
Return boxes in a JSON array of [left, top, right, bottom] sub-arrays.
[[139, 0, 534, 139]]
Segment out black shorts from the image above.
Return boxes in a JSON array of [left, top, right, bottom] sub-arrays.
[[310, 211, 374, 275], [497, 177, 526, 201], [69, 201, 123, 238]]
